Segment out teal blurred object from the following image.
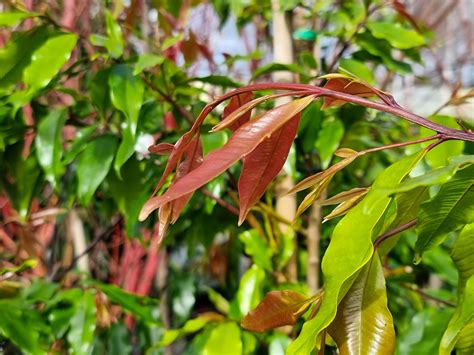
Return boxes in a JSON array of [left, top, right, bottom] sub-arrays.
[[293, 28, 317, 41]]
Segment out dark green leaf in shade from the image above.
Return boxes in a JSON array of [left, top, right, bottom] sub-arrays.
[[77, 135, 118, 205], [315, 118, 344, 169]]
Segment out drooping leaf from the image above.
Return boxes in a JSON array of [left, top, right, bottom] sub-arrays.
[[415, 165, 474, 259], [139, 95, 314, 221], [108, 64, 144, 175], [77, 135, 118, 205], [295, 175, 333, 218], [440, 276, 474, 355], [213, 93, 259, 132], [203, 322, 243, 355], [367, 22, 425, 49], [320, 77, 376, 108], [328, 255, 395, 355], [238, 114, 300, 224], [288, 151, 425, 354], [439, 223, 474, 354], [67, 289, 96, 355], [320, 187, 369, 206], [323, 192, 368, 223], [241, 290, 318, 332]]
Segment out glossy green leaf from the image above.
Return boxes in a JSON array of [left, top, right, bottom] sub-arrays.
[[0, 299, 42, 353], [440, 276, 474, 354], [239, 230, 273, 272], [23, 32, 77, 92], [67, 289, 96, 355], [315, 118, 344, 169], [133, 53, 164, 75], [35, 109, 66, 189], [77, 135, 118, 205], [0, 26, 50, 90], [452, 224, 474, 293], [203, 322, 242, 355], [328, 255, 395, 354], [241, 290, 317, 332], [237, 265, 265, 317], [288, 151, 425, 354], [109, 64, 144, 175], [367, 22, 425, 49], [415, 166, 474, 258], [0, 11, 38, 26]]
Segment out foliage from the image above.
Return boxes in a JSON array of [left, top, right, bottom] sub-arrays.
[[0, 0, 473, 354]]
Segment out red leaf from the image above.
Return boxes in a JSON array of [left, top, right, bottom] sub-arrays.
[[164, 111, 177, 131], [322, 78, 375, 108], [170, 137, 203, 223], [391, 0, 421, 32], [148, 142, 174, 155], [237, 114, 300, 224], [241, 290, 318, 332], [222, 92, 254, 131], [139, 95, 315, 221]]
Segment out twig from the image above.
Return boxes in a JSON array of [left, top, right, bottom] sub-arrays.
[[201, 188, 240, 216], [374, 219, 417, 250], [142, 75, 195, 125], [399, 282, 456, 307]]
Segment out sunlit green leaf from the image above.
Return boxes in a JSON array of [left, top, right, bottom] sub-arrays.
[[0, 11, 38, 27], [67, 289, 96, 355], [288, 151, 425, 354], [133, 53, 164, 75], [203, 322, 242, 355], [239, 230, 273, 272], [237, 265, 265, 317], [367, 22, 425, 49], [315, 118, 344, 169]]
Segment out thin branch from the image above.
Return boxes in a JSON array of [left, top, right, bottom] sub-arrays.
[[374, 219, 417, 250], [360, 134, 442, 155], [142, 75, 195, 125], [201, 188, 240, 216], [400, 282, 456, 307]]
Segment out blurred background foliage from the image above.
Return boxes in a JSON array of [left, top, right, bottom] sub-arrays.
[[0, 0, 473, 353]]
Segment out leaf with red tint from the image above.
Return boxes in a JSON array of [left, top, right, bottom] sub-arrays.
[[221, 92, 254, 131], [392, 0, 421, 32], [238, 114, 300, 224], [321, 78, 375, 108], [149, 142, 174, 155], [241, 290, 320, 332], [139, 95, 315, 221], [170, 137, 203, 223], [157, 203, 172, 244], [164, 111, 177, 131]]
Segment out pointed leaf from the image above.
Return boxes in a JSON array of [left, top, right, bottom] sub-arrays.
[[35, 109, 66, 189], [296, 175, 333, 218], [440, 276, 474, 355], [288, 154, 358, 195], [323, 193, 367, 222], [0, 11, 38, 27], [321, 78, 375, 108], [328, 256, 395, 355], [288, 151, 425, 354], [335, 148, 358, 158], [238, 114, 300, 224], [77, 135, 118, 205], [320, 187, 369, 206], [237, 265, 265, 317], [241, 290, 319, 332], [367, 22, 425, 49], [139, 96, 314, 220], [415, 166, 474, 258]]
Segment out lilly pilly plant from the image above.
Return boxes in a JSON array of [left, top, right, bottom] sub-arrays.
[[139, 74, 474, 354]]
